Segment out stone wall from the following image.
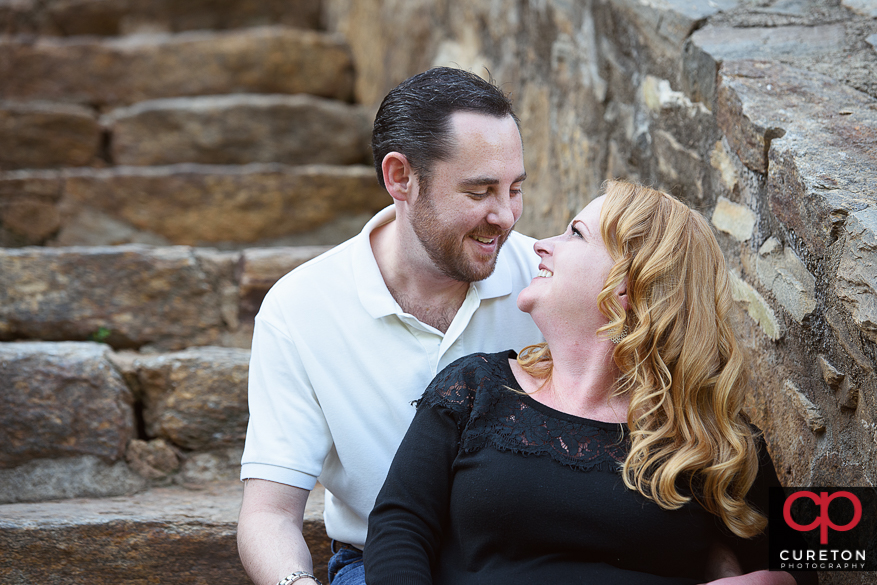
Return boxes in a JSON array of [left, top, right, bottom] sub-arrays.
[[326, 1, 876, 581]]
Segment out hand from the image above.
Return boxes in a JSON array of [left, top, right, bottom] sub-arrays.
[[703, 570, 797, 585]]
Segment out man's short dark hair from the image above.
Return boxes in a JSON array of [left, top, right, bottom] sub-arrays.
[[371, 67, 518, 189]]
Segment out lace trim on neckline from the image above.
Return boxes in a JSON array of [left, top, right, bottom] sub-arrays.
[[420, 352, 629, 473]]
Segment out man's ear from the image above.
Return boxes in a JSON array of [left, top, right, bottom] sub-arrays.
[[382, 152, 414, 202]]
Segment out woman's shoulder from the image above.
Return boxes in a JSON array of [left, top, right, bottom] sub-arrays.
[[418, 350, 515, 414]]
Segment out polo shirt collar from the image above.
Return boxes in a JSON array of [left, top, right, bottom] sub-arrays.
[[353, 205, 515, 319]]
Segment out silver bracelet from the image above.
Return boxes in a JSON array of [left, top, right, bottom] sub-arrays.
[[278, 571, 323, 585]]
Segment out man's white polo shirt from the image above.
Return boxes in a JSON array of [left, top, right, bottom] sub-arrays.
[[241, 206, 543, 549]]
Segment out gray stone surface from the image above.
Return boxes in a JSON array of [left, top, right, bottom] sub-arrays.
[[0, 342, 134, 468], [0, 455, 146, 505], [0, 26, 354, 106], [105, 94, 371, 166], [755, 237, 817, 325], [691, 23, 848, 62], [836, 208, 877, 343], [0, 245, 233, 349], [0, 100, 101, 169], [717, 60, 876, 259], [843, 0, 877, 18]]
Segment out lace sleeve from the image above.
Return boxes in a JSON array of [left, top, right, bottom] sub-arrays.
[[416, 353, 497, 425]]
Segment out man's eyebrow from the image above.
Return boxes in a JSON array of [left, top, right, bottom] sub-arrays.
[[458, 173, 528, 189]]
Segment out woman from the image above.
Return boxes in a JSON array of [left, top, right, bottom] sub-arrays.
[[363, 181, 815, 585]]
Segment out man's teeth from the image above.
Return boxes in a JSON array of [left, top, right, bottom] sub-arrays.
[[538, 269, 553, 278], [472, 236, 495, 244]]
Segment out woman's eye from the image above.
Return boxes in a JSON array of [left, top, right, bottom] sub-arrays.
[[571, 226, 583, 238]]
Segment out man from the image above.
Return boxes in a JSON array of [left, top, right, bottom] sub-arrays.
[[237, 67, 543, 585]]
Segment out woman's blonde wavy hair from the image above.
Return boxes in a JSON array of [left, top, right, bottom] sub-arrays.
[[518, 180, 765, 538]]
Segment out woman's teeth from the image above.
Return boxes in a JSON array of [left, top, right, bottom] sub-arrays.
[[538, 269, 553, 278]]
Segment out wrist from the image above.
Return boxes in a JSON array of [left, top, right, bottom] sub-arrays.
[[277, 571, 323, 585]]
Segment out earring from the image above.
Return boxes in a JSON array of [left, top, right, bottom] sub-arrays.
[[610, 324, 629, 344]]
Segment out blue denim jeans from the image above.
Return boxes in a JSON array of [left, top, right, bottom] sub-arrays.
[[327, 544, 364, 585]]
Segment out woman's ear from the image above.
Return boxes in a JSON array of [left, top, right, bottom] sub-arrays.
[[382, 152, 413, 202], [617, 276, 629, 310]]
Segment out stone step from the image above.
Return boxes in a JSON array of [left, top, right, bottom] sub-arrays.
[[1, 0, 322, 37], [0, 341, 257, 503], [0, 244, 329, 350], [0, 25, 354, 107], [0, 481, 331, 585], [0, 100, 103, 170], [0, 163, 386, 247], [104, 94, 372, 167]]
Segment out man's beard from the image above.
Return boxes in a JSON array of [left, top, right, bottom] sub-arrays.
[[410, 185, 509, 283]]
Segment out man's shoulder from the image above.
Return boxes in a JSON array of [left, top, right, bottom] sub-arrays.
[[259, 238, 360, 313]]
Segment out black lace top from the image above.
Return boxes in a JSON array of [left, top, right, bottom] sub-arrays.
[[364, 351, 793, 585]]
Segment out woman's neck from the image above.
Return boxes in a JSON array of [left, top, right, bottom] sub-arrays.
[[512, 336, 628, 423]]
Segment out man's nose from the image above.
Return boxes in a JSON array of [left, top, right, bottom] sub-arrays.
[[488, 194, 518, 231]]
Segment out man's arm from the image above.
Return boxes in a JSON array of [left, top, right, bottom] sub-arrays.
[[238, 479, 317, 585]]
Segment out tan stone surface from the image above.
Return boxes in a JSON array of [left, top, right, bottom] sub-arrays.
[[126, 438, 180, 479], [135, 346, 250, 451], [0, 245, 231, 350], [56, 164, 386, 245], [0, 481, 331, 584], [0, 169, 62, 245], [0, 26, 354, 106], [0, 341, 134, 468], [106, 94, 371, 166], [0, 100, 101, 169], [1, 165, 385, 247], [1, 0, 322, 36]]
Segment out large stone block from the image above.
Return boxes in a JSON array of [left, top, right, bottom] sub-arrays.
[[59, 164, 385, 245], [836, 208, 877, 343], [717, 60, 877, 260], [0, 342, 134, 468], [134, 347, 250, 451], [0, 482, 331, 584], [0, 169, 63, 245], [756, 237, 817, 325], [0, 26, 354, 106], [0, 101, 101, 169], [106, 94, 371, 166], [1, 0, 322, 36], [0, 455, 146, 504], [0, 245, 234, 350], [0, 165, 386, 246]]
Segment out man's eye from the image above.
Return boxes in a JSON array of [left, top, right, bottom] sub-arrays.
[[467, 192, 489, 198]]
